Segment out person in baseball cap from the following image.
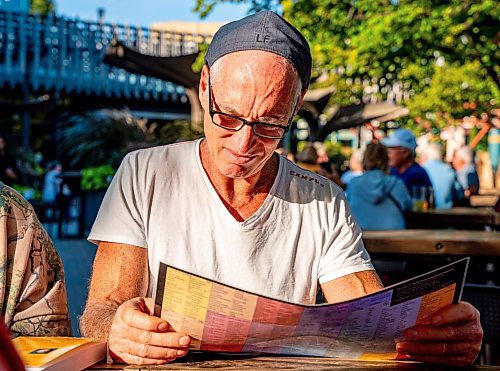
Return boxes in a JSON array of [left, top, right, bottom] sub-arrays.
[[81, 11, 483, 367], [380, 128, 417, 152], [380, 128, 432, 193]]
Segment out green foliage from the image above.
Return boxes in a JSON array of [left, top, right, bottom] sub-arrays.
[[407, 61, 499, 130], [80, 165, 116, 192], [194, 0, 499, 131], [192, 42, 209, 73], [322, 140, 349, 170], [12, 184, 41, 201], [56, 111, 203, 169], [30, 0, 55, 15]]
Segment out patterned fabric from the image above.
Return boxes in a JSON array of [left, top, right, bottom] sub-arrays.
[[0, 182, 71, 337]]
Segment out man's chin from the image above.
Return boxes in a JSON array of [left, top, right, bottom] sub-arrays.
[[219, 164, 257, 179]]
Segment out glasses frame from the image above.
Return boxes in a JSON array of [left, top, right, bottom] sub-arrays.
[[208, 74, 298, 140]]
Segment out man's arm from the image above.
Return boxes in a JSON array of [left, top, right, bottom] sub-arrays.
[[321, 270, 383, 303], [80, 242, 190, 365], [80, 242, 149, 341]]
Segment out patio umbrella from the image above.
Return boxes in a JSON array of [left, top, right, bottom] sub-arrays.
[[103, 39, 200, 89], [103, 39, 203, 126], [317, 102, 409, 141], [298, 86, 335, 142]]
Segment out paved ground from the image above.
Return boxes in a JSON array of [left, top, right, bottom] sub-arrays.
[[48, 227, 97, 336]]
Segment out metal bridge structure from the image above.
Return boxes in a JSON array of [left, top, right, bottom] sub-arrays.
[[0, 9, 209, 114]]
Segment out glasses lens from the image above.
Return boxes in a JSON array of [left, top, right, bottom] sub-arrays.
[[212, 113, 243, 130], [254, 123, 285, 138]]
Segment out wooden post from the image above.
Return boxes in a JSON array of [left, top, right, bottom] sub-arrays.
[[468, 123, 492, 149], [186, 87, 203, 132]]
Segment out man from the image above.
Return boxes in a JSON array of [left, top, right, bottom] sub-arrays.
[[420, 143, 460, 208], [0, 182, 71, 336], [380, 129, 432, 194], [452, 146, 480, 204], [80, 11, 482, 366]]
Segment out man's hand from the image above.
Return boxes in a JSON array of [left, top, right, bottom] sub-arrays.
[[396, 302, 483, 366], [109, 297, 191, 365]]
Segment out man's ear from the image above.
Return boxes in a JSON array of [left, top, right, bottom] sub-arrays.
[[199, 65, 210, 111], [296, 89, 307, 114]]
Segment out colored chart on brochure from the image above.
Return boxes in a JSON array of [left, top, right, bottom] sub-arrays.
[[154, 258, 468, 360]]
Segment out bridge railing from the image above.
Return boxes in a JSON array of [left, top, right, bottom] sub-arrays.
[[0, 10, 210, 102]]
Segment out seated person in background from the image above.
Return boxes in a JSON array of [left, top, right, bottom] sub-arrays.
[[380, 129, 432, 194], [297, 143, 344, 187], [452, 146, 480, 205], [0, 182, 71, 337], [296, 143, 320, 172], [419, 143, 460, 209], [80, 12, 482, 366], [347, 143, 412, 230], [340, 148, 364, 186]]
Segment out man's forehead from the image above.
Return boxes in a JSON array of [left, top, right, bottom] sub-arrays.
[[212, 50, 300, 87]]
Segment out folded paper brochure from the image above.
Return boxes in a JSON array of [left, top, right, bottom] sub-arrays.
[[154, 258, 468, 360]]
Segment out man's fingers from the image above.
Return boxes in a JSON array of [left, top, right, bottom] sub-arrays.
[[115, 325, 191, 348], [113, 335, 188, 360], [119, 302, 169, 332], [404, 321, 483, 342], [429, 301, 480, 325]]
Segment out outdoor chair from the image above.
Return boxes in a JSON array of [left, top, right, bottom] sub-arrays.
[[461, 283, 500, 365]]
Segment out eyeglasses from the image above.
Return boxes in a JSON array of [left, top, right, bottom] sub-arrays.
[[208, 74, 298, 140]]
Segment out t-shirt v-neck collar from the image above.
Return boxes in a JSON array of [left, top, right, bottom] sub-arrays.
[[195, 139, 283, 227]]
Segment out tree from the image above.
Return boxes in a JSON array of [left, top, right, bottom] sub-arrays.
[[56, 110, 202, 169], [194, 0, 499, 130], [30, 0, 55, 15]]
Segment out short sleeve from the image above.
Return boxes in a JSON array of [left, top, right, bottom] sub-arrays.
[[318, 191, 374, 284], [88, 152, 147, 248], [0, 184, 71, 336]]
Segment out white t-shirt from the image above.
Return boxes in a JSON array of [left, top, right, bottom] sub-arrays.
[[89, 139, 373, 304]]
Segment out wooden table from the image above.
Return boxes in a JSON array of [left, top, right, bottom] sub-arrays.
[[405, 207, 500, 231], [362, 229, 500, 286], [471, 194, 499, 207], [362, 229, 500, 257], [89, 354, 500, 370]]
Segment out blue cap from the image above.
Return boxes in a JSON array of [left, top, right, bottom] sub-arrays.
[[205, 11, 312, 89], [380, 129, 417, 152]]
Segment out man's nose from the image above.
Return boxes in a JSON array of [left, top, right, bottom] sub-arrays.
[[235, 124, 255, 153]]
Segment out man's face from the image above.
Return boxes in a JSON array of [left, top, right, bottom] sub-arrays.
[[386, 146, 411, 168], [200, 51, 301, 179]]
